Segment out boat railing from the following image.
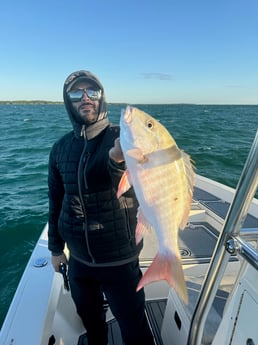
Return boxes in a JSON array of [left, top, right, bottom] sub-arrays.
[[230, 235, 258, 270], [187, 130, 258, 345], [240, 227, 258, 241]]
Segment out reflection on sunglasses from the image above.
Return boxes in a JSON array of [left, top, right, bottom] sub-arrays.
[[68, 88, 102, 102]]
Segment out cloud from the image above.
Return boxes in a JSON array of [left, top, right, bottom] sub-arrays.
[[224, 84, 244, 88], [140, 72, 173, 80]]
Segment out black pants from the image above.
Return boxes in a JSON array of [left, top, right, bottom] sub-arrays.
[[68, 256, 155, 345]]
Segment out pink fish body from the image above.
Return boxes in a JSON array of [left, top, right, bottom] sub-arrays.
[[117, 106, 194, 304]]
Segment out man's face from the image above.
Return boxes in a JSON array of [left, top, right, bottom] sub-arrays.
[[70, 81, 100, 125]]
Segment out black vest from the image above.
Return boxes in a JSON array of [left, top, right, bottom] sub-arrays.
[[48, 125, 142, 266]]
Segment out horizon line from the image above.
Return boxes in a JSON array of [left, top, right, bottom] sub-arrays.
[[0, 100, 257, 106]]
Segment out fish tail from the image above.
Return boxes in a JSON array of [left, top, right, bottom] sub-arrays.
[[137, 251, 188, 304]]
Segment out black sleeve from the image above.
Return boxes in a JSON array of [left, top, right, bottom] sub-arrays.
[[47, 144, 65, 254]]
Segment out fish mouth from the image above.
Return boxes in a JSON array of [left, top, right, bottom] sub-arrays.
[[123, 106, 133, 124]]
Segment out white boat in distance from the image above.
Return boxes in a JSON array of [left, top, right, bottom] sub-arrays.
[[0, 131, 257, 345]]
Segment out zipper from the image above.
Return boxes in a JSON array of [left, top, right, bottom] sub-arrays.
[[124, 200, 132, 241], [77, 126, 95, 263]]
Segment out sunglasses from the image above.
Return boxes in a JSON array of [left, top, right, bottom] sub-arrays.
[[68, 88, 102, 102]]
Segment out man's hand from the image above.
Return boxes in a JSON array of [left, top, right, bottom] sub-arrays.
[[109, 138, 124, 163], [51, 253, 68, 272]]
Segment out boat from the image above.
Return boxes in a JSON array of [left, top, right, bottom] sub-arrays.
[[0, 131, 257, 345]]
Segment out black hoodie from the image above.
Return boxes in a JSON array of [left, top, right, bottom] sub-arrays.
[[48, 70, 142, 266]]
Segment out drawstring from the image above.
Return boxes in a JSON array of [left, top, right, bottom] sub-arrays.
[[80, 124, 87, 139]]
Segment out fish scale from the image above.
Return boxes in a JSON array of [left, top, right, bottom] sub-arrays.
[[136, 161, 189, 230]]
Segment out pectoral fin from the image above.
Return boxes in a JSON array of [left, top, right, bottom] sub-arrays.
[[127, 148, 148, 164]]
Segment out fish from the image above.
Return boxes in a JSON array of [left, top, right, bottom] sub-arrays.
[[117, 106, 194, 304]]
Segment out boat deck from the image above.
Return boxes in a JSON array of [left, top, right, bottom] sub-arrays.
[[28, 185, 258, 345], [76, 279, 230, 345], [77, 299, 167, 345], [49, 186, 257, 345]]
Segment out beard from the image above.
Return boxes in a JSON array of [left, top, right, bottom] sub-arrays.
[[76, 102, 99, 125]]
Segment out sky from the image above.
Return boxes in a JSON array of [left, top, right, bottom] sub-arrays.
[[1, 0, 258, 104]]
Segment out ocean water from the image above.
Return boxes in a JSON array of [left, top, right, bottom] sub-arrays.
[[0, 103, 257, 328]]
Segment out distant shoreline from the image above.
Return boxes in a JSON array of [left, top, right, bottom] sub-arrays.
[[0, 101, 257, 106], [0, 100, 63, 105], [0, 101, 129, 106]]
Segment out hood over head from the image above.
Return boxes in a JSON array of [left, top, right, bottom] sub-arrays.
[[63, 70, 109, 139]]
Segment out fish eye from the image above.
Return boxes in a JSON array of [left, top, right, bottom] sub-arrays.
[[147, 120, 154, 129]]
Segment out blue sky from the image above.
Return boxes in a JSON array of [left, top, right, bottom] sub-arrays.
[[1, 0, 258, 104]]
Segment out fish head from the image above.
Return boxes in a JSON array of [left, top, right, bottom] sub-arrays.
[[120, 106, 176, 158]]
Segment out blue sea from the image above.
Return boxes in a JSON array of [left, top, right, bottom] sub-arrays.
[[0, 103, 257, 328]]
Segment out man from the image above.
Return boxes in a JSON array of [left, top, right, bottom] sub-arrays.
[[48, 70, 155, 345]]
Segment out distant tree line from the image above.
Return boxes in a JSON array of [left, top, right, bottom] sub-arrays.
[[0, 100, 64, 104]]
